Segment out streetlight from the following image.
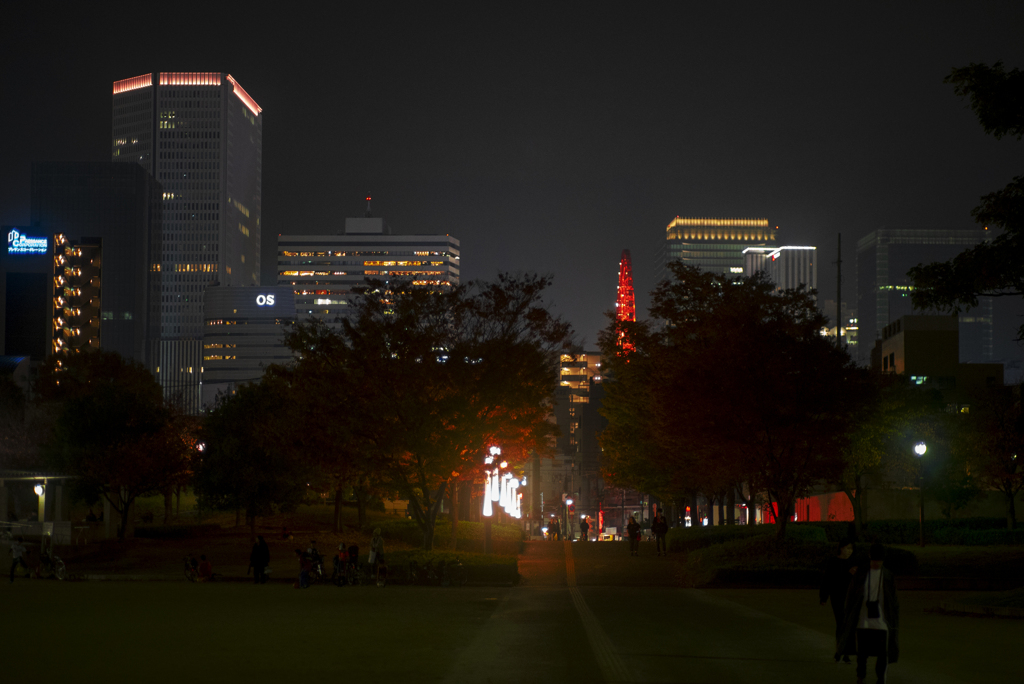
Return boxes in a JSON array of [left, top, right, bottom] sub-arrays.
[[481, 446, 525, 553], [914, 441, 927, 547]]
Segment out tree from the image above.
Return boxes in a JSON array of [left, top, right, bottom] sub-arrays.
[[833, 377, 942, 540], [38, 351, 193, 540], [284, 274, 573, 549], [951, 383, 1024, 529], [599, 264, 872, 539], [195, 377, 310, 536], [909, 63, 1024, 340]]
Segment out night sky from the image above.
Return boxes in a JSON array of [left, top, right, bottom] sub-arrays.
[[3, 2, 1023, 360]]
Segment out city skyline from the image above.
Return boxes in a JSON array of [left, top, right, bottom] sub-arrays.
[[2, 4, 1023, 360]]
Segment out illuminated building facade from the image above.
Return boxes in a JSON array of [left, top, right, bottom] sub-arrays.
[[537, 352, 606, 537], [616, 249, 636, 354], [276, 207, 460, 327], [200, 285, 295, 409], [112, 71, 262, 411], [742, 245, 817, 293], [52, 236, 101, 355], [657, 217, 778, 283], [856, 228, 992, 365]]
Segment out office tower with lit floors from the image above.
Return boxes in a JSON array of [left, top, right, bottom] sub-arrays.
[[856, 228, 993, 365], [111, 72, 262, 411], [656, 217, 778, 283]]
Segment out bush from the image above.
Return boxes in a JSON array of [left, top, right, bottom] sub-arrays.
[[681, 534, 918, 587], [133, 524, 222, 539], [932, 528, 1024, 546], [666, 523, 825, 554], [364, 519, 524, 552], [861, 518, 1011, 545], [666, 525, 767, 553]]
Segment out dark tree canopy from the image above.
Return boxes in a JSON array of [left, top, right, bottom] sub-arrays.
[[909, 62, 1024, 340], [600, 264, 872, 538], [282, 273, 574, 549], [39, 351, 192, 539]]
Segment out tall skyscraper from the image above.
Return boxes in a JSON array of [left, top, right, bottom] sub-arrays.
[[856, 228, 992, 365], [112, 72, 263, 410], [656, 217, 778, 283]]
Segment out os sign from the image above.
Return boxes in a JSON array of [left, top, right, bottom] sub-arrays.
[[256, 294, 276, 306]]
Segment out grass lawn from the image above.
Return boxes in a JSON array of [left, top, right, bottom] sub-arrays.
[[0, 581, 506, 682]]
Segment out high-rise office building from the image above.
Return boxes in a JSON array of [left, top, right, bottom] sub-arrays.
[[277, 206, 460, 328], [200, 285, 296, 408], [657, 217, 778, 283], [112, 71, 262, 410], [856, 228, 992, 365], [743, 245, 817, 293], [5, 162, 163, 369]]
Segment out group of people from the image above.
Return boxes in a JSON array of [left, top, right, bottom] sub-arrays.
[[625, 513, 669, 555], [820, 540, 900, 683]]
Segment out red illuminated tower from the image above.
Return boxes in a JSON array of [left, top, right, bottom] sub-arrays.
[[616, 249, 635, 352]]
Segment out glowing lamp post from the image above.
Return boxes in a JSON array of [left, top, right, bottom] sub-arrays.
[[481, 446, 526, 553], [914, 441, 927, 547]]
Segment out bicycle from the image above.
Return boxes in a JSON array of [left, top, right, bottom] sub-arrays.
[[37, 551, 67, 580], [183, 556, 199, 582]]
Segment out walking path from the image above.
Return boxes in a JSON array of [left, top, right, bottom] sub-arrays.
[[449, 541, 1021, 683]]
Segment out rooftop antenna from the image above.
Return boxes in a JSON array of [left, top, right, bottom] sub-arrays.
[[364, 196, 373, 217]]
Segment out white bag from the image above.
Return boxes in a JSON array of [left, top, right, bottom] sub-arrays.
[[368, 551, 377, 564], [264, 566, 272, 575]]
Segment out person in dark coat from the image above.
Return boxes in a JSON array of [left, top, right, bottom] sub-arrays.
[[820, 539, 858, 663], [839, 543, 899, 684], [579, 517, 590, 541], [652, 514, 669, 556], [626, 516, 641, 556]]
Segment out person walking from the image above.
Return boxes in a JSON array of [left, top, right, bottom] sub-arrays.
[[369, 528, 385, 574], [550, 517, 561, 541], [9, 536, 28, 582], [626, 516, 641, 556], [820, 539, 858, 663], [248, 535, 270, 584], [839, 543, 899, 684], [579, 517, 590, 541], [652, 513, 669, 556]]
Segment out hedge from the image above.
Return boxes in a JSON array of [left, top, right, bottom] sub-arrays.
[[364, 519, 525, 553], [931, 528, 1024, 546], [666, 523, 825, 554], [798, 518, 1018, 545], [133, 524, 222, 539], [682, 535, 918, 587]]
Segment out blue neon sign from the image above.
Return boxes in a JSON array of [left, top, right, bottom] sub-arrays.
[[7, 229, 49, 255]]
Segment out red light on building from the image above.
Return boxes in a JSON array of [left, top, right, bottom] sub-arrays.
[[616, 249, 636, 354]]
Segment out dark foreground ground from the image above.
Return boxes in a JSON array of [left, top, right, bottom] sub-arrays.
[[3, 541, 1020, 683]]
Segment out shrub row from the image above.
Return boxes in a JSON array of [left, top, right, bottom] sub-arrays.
[[133, 524, 222, 539], [364, 519, 525, 551], [931, 528, 1024, 546], [795, 518, 1020, 545], [666, 523, 827, 554]]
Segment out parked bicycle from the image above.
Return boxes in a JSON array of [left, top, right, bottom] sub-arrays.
[[183, 555, 199, 582], [37, 548, 67, 580]]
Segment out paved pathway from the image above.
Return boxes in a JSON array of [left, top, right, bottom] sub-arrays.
[[446, 541, 1022, 683]]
